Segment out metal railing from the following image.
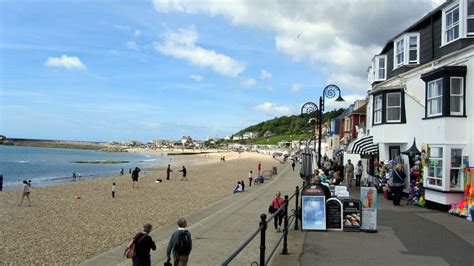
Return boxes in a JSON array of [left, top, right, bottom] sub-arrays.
[[222, 186, 301, 266]]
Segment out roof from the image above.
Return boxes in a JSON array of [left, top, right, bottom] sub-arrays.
[[351, 104, 367, 115], [379, 0, 450, 54]]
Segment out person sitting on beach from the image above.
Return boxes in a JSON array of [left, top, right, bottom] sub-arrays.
[[155, 178, 163, 183], [241, 180, 245, 192], [18, 180, 31, 207], [178, 166, 188, 181], [233, 182, 243, 193], [131, 167, 141, 188]]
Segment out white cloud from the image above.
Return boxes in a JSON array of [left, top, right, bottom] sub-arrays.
[[153, 26, 245, 77], [152, 0, 439, 93], [189, 74, 203, 82], [255, 102, 291, 116], [126, 41, 138, 50], [241, 77, 256, 87], [134, 30, 141, 37], [44, 55, 87, 70], [291, 83, 301, 93], [260, 69, 272, 80]]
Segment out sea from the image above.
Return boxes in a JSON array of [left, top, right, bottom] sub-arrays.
[[0, 145, 170, 189]]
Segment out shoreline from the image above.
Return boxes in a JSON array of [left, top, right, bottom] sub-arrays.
[[0, 151, 277, 264]]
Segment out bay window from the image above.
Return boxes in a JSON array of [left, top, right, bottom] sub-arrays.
[[442, 0, 474, 44], [450, 148, 463, 189], [369, 55, 387, 83], [425, 145, 465, 191], [393, 33, 419, 69], [371, 89, 405, 125], [468, 0, 474, 34], [421, 66, 467, 119]]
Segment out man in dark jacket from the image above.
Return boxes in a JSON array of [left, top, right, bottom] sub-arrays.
[[166, 164, 173, 180], [133, 223, 156, 266], [167, 218, 192, 266]]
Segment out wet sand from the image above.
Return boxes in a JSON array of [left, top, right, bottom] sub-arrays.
[[0, 152, 278, 264]]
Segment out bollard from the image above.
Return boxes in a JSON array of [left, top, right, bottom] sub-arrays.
[[282, 195, 289, 255], [259, 213, 267, 266], [294, 186, 299, 230]]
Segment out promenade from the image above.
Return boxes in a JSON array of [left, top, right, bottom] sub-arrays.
[[82, 161, 301, 266], [82, 162, 473, 266]]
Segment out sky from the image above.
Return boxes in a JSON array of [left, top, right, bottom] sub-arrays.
[[0, 0, 442, 142]]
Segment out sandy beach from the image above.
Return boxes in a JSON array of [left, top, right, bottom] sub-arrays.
[[0, 151, 279, 264]]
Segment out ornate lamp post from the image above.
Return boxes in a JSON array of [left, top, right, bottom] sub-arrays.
[[317, 85, 344, 167], [300, 102, 319, 156]]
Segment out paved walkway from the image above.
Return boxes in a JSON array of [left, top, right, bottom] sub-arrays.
[[81, 161, 302, 266], [272, 187, 474, 266]]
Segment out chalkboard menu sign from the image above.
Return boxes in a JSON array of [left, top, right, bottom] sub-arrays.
[[342, 199, 362, 232], [326, 198, 343, 231]]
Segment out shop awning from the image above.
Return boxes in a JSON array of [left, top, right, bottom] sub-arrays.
[[350, 135, 378, 155]]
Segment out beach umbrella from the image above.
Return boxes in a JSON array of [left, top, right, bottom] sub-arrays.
[[300, 146, 313, 181]]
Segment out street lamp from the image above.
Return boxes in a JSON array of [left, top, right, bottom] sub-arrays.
[[317, 84, 344, 167], [301, 102, 319, 156]]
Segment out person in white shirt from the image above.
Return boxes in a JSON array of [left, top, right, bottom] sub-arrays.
[[18, 180, 31, 206]]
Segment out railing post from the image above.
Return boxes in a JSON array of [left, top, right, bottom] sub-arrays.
[[282, 195, 289, 255], [294, 186, 299, 230], [259, 213, 267, 266]]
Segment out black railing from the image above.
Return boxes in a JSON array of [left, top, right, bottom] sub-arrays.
[[222, 186, 301, 266]]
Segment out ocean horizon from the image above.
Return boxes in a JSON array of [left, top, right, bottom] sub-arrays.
[[0, 145, 169, 189]]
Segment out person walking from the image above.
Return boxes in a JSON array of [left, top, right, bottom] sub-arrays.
[[178, 166, 188, 181], [131, 167, 141, 188], [18, 180, 31, 206], [344, 160, 355, 187], [392, 163, 406, 206], [131, 223, 156, 266], [291, 160, 296, 171], [111, 183, 116, 198], [166, 164, 173, 180], [355, 160, 364, 187], [269, 192, 285, 232], [257, 161, 262, 176], [248, 170, 253, 187], [167, 218, 192, 266]]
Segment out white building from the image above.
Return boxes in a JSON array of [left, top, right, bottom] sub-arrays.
[[366, 0, 474, 205]]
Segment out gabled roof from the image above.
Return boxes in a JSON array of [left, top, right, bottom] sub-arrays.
[[351, 104, 367, 115]]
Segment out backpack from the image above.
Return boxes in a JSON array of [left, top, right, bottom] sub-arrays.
[[175, 230, 191, 256]]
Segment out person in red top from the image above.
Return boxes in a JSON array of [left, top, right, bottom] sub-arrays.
[[269, 191, 285, 232]]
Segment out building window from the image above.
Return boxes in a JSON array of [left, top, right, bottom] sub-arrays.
[[450, 148, 463, 189], [393, 33, 419, 69], [468, 0, 474, 35], [378, 56, 386, 80], [445, 5, 460, 43], [373, 95, 382, 124], [427, 146, 443, 187], [427, 78, 443, 117], [386, 92, 401, 122], [450, 77, 464, 115], [395, 38, 404, 68]]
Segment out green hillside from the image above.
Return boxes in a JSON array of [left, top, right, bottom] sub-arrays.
[[234, 108, 344, 144]]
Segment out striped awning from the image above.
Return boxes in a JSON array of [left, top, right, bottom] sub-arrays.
[[350, 135, 378, 155]]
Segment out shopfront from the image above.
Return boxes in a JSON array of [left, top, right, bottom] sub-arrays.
[[423, 144, 465, 205]]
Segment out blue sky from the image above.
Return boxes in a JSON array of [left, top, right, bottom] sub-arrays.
[[0, 0, 439, 141]]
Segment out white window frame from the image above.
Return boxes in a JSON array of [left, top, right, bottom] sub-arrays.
[[426, 145, 444, 188], [385, 92, 401, 122], [467, 0, 474, 35], [373, 95, 382, 124], [450, 77, 464, 115], [427, 78, 443, 117], [371, 55, 387, 82], [393, 33, 420, 69], [450, 148, 464, 190]]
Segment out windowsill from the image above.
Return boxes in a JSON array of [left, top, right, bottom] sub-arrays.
[[422, 115, 467, 120], [393, 63, 419, 70], [424, 186, 464, 193], [371, 121, 406, 126]]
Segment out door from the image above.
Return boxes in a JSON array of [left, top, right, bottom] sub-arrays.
[[389, 146, 401, 162]]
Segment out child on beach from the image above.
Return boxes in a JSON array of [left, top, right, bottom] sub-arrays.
[[112, 183, 116, 198], [233, 182, 243, 193], [18, 180, 31, 206]]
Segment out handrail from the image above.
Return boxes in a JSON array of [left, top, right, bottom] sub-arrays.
[[221, 185, 301, 266]]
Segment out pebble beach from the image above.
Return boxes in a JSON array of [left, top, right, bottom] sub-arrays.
[[0, 152, 277, 264]]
